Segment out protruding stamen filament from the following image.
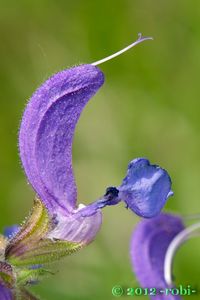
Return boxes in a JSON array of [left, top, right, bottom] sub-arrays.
[[91, 33, 153, 66], [164, 222, 200, 286]]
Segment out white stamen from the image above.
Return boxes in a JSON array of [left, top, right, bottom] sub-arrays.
[[164, 222, 200, 286], [91, 33, 153, 66]]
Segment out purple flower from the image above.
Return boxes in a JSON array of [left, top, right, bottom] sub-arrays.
[[130, 213, 185, 299], [0, 59, 172, 297], [18, 64, 172, 244], [19, 64, 104, 245]]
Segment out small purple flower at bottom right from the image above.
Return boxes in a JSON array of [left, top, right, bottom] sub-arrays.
[[130, 212, 200, 300]]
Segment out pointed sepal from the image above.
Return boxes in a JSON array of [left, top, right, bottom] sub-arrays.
[[5, 198, 53, 260], [8, 238, 83, 267]]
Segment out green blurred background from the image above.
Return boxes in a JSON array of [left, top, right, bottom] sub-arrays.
[[1, 0, 200, 299]]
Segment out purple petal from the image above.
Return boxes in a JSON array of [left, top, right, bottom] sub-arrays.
[[0, 284, 12, 300], [48, 204, 102, 244], [4, 225, 20, 239], [130, 213, 184, 300], [118, 158, 173, 218], [19, 65, 104, 214]]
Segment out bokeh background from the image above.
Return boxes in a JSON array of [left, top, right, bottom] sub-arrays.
[[1, 0, 200, 299]]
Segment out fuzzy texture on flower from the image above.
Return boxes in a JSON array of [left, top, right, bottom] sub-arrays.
[[0, 64, 175, 299], [19, 64, 104, 245], [18, 64, 173, 245], [130, 213, 185, 300]]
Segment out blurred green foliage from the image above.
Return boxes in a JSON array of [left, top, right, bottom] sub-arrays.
[[0, 0, 200, 299]]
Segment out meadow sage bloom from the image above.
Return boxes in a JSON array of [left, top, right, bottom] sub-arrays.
[[0, 35, 173, 299]]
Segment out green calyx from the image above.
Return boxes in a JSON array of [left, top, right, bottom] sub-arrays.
[[5, 198, 83, 267], [0, 198, 84, 298]]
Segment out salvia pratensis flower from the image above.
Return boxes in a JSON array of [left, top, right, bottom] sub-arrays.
[[0, 34, 173, 299], [130, 213, 187, 300]]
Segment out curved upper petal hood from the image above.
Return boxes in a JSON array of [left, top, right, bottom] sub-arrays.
[[19, 64, 104, 215]]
